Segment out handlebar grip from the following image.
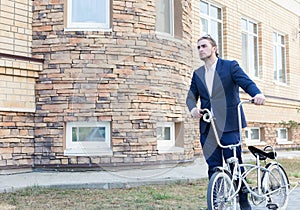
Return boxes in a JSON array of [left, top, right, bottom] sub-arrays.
[[199, 110, 208, 115]]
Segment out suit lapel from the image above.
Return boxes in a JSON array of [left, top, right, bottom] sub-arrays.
[[211, 59, 223, 97], [198, 66, 206, 86]]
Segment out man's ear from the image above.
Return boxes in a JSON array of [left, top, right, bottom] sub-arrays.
[[212, 46, 217, 52]]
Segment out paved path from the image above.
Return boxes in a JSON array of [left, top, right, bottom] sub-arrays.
[[251, 186, 300, 209], [0, 150, 299, 208]]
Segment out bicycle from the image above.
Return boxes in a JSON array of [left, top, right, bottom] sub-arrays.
[[202, 100, 289, 210]]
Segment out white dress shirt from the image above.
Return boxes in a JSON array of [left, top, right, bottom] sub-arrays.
[[205, 59, 218, 96]]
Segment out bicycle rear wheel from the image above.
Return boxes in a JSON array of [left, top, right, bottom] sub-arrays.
[[207, 171, 237, 210], [262, 163, 289, 209]]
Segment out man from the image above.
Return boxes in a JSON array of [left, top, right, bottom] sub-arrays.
[[186, 35, 265, 210]]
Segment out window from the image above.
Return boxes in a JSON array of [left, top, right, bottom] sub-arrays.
[[273, 32, 287, 83], [276, 128, 288, 143], [245, 127, 260, 143], [65, 121, 112, 156], [200, 1, 223, 57], [157, 122, 184, 153], [156, 0, 174, 36], [241, 18, 259, 77], [157, 122, 175, 148], [155, 0, 182, 38], [66, 0, 110, 31]]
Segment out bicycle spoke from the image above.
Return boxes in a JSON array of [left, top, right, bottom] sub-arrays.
[[262, 163, 289, 209], [208, 172, 236, 210]]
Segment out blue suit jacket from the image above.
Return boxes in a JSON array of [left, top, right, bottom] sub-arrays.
[[186, 58, 262, 134]]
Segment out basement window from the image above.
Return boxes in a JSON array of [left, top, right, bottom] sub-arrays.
[[64, 121, 112, 156], [245, 127, 260, 143], [276, 128, 289, 143], [157, 122, 184, 153]]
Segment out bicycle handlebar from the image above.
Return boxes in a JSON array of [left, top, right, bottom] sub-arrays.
[[202, 99, 254, 149]]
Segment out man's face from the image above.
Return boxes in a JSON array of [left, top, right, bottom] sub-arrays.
[[197, 39, 216, 61]]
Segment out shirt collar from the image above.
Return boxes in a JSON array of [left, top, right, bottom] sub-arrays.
[[211, 58, 218, 70], [205, 58, 218, 72]]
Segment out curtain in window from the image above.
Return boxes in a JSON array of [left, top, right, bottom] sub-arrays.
[[72, 0, 106, 23], [156, 0, 172, 34]]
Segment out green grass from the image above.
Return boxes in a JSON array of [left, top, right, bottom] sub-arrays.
[[0, 181, 208, 210], [0, 158, 299, 210]]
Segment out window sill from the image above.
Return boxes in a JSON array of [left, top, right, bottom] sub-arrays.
[[158, 146, 184, 154], [64, 28, 112, 32], [277, 141, 293, 145], [64, 148, 113, 156], [245, 141, 266, 146], [155, 32, 183, 43], [252, 76, 262, 82], [273, 81, 288, 87], [0, 106, 36, 113]]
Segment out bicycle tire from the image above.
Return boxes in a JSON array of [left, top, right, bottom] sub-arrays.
[[207, 171, 237, 210], [262, 163, 289, 209]]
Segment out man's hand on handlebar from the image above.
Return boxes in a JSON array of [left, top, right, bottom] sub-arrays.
[[191, 107, 204, 118], [252, 93, 265, 105]]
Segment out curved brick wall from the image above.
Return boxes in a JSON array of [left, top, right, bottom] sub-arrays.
[[32, 0, 198, 167]]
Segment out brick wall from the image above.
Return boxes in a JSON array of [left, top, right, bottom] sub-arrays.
[[0, 56, 42, 112], [245, 122, 300, 149], [0, 0, 42, 169], [32, 0, 196, 167], [0, 111, 35, 168], [31, 0, 299, 168], [0, 0, 32, 57], [0, 0, 299, 170]]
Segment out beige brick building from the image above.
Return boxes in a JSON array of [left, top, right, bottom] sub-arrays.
[[0, 0, 299, 170], [190, 0, 300, 149], [0, 0, 43, 168]]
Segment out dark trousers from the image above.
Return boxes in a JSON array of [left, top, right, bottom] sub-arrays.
[[200, 128, 243, 179]]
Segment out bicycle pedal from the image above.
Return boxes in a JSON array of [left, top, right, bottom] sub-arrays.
[[266, 203, 278, 209], [241, 186, 249, 193]]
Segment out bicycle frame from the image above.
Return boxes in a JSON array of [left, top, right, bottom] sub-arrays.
[[212, 156, 286, 205], [202, 100, 249, 201], [203, 100, 289, 208]]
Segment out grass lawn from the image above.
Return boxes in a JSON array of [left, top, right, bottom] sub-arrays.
[[0, 158, 299, 210]]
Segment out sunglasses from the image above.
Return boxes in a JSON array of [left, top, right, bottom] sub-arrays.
[[202, 34, 212, 38], [197, 34, 217, 49]]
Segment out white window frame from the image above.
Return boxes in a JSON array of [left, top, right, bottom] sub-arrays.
[[276, 128, 289, 143], [273, 32, 287, 84], [200, 1, 223, 57], [64, 121, 112, 156], [155, 0, 174, 36], [241, 18, 259, 78], [245, 127, 260, 143], [65, 0, 110, 31], [157, 122, 175, 149]]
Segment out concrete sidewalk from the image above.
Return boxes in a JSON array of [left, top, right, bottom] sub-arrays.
[[0, 150, 299, 209], [0, 157, 208, 193], [0, 150, 299, 192]]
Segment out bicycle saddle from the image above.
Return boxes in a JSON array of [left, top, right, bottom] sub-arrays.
[[248, 146, 277, 160]]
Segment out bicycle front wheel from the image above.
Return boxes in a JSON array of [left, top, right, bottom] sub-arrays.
[[262, 163, 289, 209], [207, 171, 237, 210]]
